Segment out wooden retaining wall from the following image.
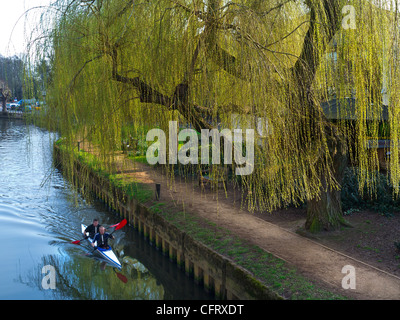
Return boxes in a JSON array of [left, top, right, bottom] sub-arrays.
[[54, 145, 282, 300]]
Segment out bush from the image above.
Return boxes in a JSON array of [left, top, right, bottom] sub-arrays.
[[341, 168, 400, 216]]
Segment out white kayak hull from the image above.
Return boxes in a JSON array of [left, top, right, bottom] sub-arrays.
[[81, 224, 122, 269]]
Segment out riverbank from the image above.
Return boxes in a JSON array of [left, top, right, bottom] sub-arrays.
[[0, 110, 48, 125], [53, 138, 355, 300], [0, 111, 24, 119]]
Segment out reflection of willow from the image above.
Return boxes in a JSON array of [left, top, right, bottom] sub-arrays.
[[17, 253, 164, 300]]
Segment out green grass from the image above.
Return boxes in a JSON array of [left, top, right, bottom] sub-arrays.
[[362, 246, 380, 253], [108, 174, 153, 203], [128, 154, 148, 164], [149, 202, 166, 214], [56, 138, 153, 203]]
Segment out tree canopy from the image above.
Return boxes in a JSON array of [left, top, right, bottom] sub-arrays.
[[34, 0, 400, 232]]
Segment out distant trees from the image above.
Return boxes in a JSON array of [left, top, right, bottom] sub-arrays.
[[0, 55, 23, 100], [0, 54, 52, 104]]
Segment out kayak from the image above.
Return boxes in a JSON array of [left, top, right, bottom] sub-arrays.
[[81, 224, 122, 270]]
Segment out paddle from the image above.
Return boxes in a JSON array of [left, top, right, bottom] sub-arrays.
[[113, 268, 128, 284], [71, 236, 88, 245], [108, 220, 125, 228], [108, 218, 127, 234]]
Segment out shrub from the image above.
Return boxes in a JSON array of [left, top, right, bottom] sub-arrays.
[[341, 168, 400, 216]]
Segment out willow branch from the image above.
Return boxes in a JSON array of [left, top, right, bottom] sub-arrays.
[[68, 54, 104, 92], [109, 45, 213, 131], [292, 0, 340, 90]]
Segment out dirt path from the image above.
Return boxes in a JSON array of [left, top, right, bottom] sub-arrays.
[[81, 144, 400, 299]]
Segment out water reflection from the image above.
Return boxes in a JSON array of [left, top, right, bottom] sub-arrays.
[[15, 220, 212, 300], [17, 253, 165, 300]]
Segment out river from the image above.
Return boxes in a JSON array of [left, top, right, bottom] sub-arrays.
[[0, 118, 212, 300]]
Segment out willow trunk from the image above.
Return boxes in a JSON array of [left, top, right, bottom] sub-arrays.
[[305, 132, 348, 232]]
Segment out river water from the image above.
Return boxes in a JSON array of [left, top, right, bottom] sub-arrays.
[[0, 118, 212, 300]]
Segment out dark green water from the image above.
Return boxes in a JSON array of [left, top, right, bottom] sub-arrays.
[[0, 119, 212, 300]]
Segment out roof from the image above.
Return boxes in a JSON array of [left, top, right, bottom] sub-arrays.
[[321, 98, 389, 121], [366, 139, 391, 149]]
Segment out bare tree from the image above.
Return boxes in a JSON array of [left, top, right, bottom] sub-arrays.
[[0, 80, 11, 114]]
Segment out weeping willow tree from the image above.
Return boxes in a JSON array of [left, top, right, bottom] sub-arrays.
[[32, 0, 400, 232]]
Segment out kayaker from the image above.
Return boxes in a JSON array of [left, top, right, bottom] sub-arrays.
[[92, 226, 115, 250], [83, 218, 102, 240]]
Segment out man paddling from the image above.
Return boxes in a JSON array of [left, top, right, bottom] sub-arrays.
[[92, 226, 115, 250], [83, 218, 101, 240]]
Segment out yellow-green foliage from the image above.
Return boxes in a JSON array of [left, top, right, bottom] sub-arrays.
[[32, 0, 400, 214]]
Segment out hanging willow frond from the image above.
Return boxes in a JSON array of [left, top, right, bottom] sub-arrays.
[[28, 0, 400, 224]]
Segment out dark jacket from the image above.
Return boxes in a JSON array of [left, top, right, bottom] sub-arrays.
[[85, 224, 102, 239], [93, 232, 114, 248]]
